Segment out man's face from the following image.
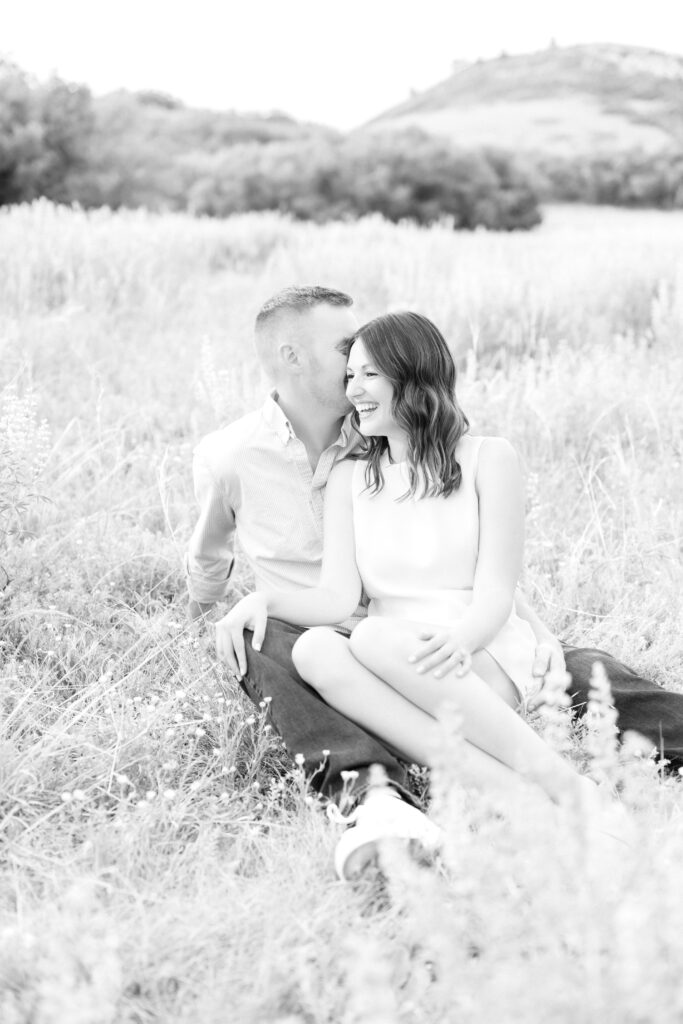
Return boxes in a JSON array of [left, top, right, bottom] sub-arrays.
[[300, 304, 359, 414]]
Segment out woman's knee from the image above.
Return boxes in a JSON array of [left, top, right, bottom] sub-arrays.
[[292, 627, 346, 694]]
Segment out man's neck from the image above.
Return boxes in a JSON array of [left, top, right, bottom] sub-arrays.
[[276, 392, 345, 467]]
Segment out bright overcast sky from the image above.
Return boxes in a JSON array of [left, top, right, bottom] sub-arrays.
[[3, 0, 682, 129]]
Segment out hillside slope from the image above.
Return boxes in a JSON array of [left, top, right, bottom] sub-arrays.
[[365, 44, 683, 156]]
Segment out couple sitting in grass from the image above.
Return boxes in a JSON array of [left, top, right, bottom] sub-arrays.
[[187, 286, 683, 880]]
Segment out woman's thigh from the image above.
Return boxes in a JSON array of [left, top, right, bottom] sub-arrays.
[[351, 616, 520, 709]]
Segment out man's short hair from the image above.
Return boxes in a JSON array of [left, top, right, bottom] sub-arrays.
[[254, 286, 353, 378], [255, 286, 353, 331]]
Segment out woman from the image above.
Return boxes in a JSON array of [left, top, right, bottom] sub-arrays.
[[220, 312, 603, 810]]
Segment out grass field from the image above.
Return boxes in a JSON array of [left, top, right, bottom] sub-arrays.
[[1, 200, 682, 1023]]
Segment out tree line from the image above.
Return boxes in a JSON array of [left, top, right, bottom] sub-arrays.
[[2, 62, 682, 231]]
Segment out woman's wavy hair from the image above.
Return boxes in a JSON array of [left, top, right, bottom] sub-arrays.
[[345, 311, 469, 498]]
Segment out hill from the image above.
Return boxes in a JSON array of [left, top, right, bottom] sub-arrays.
[[365, 44, 683, 157]]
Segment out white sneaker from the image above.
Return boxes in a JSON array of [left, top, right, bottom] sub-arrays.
[[331, 790, 442, 881]]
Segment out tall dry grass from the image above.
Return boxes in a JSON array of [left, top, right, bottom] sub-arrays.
[[1, 200, 682, 1023]]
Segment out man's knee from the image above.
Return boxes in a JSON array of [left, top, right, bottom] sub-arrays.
[[292, 627, 346, 697]]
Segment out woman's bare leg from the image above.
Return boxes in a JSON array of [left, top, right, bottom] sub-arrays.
[[292, 628, 536, 796], [347, 617, 590, 805]]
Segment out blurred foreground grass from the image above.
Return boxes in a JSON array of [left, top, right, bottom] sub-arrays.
[[0, 201, 682, 1023]]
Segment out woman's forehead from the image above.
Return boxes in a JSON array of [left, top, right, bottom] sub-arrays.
[[347, 337, 370, 367]]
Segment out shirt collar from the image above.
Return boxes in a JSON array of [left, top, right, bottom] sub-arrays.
[[262, 391, 358, 452], [262, 391, 294, 445]]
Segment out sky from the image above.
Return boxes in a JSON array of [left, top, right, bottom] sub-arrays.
[[3, 0, 683, 129]]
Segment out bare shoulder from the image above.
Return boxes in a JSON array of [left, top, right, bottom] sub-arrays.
[[456, 432, 517, 461], [478, 435, 519, 465], [473, 436, 522, 489]]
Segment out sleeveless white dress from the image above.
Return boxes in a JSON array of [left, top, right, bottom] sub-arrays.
[[350, 435, 538, 702]]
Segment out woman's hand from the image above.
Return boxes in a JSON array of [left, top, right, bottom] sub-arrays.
[[215, 593, 268, 679], [408, 628, 472, 679]]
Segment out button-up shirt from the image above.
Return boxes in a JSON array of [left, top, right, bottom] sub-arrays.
[[186, 392, 364, 633]]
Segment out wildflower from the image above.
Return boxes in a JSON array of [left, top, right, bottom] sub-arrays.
[[61, 792, 72, 803], [72, 790, 86, 801], [295, 753, 305, 766], [585, 660, 620, 782], [537, 669, 573, 754], [163, 789, 176, 800]]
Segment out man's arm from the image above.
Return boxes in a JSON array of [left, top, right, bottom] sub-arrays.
[[514, 589, 567, 679], [186, 448, 237, 620]]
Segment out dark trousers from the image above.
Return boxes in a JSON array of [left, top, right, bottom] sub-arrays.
[[242, 619, 417, 804], [563, 645, 683, 770], [242, 620, 683, 802]]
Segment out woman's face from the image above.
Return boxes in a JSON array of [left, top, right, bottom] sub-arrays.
[[345, 338, 396, 437]]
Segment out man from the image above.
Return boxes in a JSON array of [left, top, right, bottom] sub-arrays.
[[187, 285, 683, 878]]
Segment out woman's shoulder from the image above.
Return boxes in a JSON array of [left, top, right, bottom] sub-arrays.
[[457, 434, 519, 478], [457, 433, 517, 458]]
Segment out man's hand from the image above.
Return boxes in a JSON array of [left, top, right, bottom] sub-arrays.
[[215, 593, 269, 679], [531, 640, 566, 679], [408, 628, 472, 679], [527, 640, 568, 711]]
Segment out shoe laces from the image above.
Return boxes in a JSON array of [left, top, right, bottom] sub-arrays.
[[326, 803, 359, 826]]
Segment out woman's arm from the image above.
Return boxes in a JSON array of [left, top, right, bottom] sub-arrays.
[[456, 436, 525, 652], [215, 460, 361, 676], [409, 438, 525, 677]]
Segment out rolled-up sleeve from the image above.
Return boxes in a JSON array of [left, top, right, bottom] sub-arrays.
[[185, 449, 236, 604]]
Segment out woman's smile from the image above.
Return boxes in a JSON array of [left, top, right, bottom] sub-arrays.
[[355, 402, 379, 422]]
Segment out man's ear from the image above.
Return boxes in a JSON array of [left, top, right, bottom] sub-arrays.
[[279, 343, 302, 370]]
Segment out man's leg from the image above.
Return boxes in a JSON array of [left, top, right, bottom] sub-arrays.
[[564, 645, 683, 769], [240, 617, 418, 805]]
